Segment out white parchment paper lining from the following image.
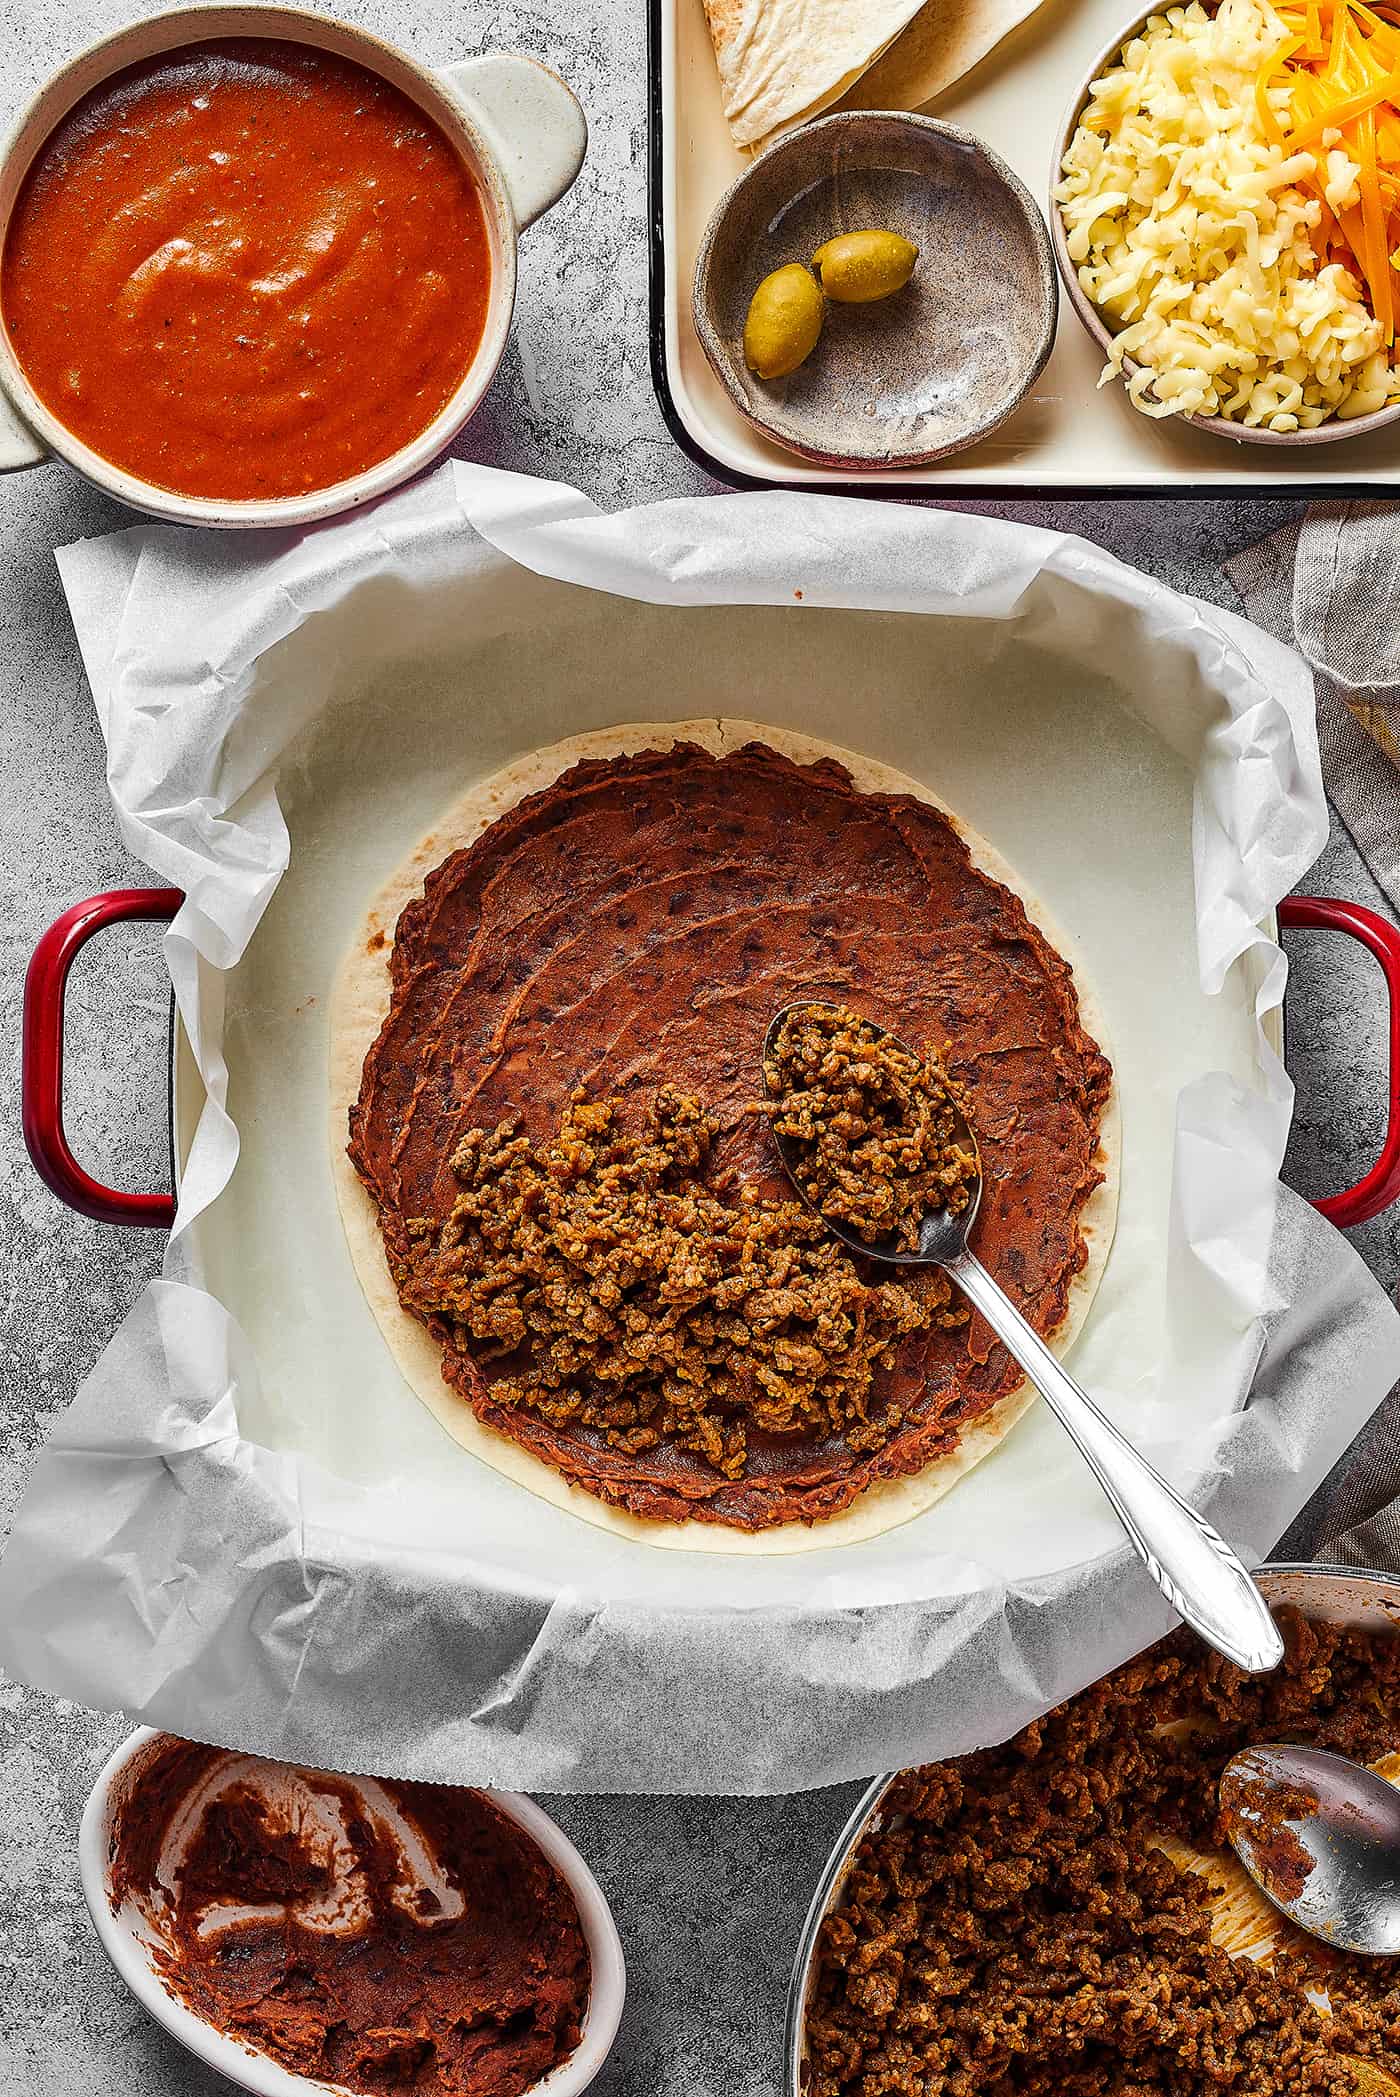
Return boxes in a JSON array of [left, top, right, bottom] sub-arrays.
[[2, 462, 1397, 1794]]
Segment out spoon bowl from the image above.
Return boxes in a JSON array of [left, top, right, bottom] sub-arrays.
[[1221, 1743, 1400, 1955], [762, 1000, 983, 1264]]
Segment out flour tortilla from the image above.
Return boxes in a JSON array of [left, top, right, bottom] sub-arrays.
[[703, 0, 1049, 152], [329, 720, 1120, 1556], [703, 0, 927, 150]]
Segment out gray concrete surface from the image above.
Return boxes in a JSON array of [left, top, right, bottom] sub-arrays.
[[0, 2, 1397, 2093]]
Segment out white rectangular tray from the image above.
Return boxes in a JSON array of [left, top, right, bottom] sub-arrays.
[[650, 0, 1400, 493]]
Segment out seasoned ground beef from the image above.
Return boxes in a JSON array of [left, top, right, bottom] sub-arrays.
[[806, 1610, 1400, 2097], [399, 1087, 966, 1481], [765, 1004, 979, 1252], [1219, 1750, 1321, 1907]]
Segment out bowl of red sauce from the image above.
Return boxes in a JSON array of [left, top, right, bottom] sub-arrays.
[[0, 6, 586, 526], [80, 1729, 627, 2097]]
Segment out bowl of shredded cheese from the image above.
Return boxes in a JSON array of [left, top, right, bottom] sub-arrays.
[[1052, 0, 1400, 439]]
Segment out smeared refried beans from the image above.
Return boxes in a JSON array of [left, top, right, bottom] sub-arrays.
[[349, 743, 1112, 1529], [806, 1610, 1400, 2097], [764, 1003, 979, 1251], [108, 1737, 590, 2097]]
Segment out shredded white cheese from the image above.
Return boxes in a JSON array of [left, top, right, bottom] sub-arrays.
[[1056, 0, 1400, 430]]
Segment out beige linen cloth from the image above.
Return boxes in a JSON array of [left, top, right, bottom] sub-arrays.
[[1228, 504, 1400, 1564]]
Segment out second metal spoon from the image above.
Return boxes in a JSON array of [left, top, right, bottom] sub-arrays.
[[1222, 1742, 1400, 1954], [762, 1002, 1283, 1676]]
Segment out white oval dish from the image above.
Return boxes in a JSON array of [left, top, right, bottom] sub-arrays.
[[79, 1729, 626, 2097]]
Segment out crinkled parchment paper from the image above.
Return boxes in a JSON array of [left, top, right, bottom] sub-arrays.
[[1, 463, 1396, 1793]]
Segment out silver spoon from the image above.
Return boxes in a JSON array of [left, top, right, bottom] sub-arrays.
[[1221, 1742, 1400, 1954], [762, 1002, 1283, 1675]]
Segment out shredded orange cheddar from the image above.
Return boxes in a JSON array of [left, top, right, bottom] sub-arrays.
[[1270, 0, 1400, 339]]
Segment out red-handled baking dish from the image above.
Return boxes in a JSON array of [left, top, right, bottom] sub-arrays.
[[20, 888, 1400, 1232]]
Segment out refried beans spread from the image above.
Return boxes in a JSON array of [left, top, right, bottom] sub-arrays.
[[349, 742, 1112, 1529], [108, 1737, 590, 2097], [764, 1003, 980, 1252]]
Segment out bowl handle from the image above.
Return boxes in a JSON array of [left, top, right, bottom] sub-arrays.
[[0, 376, 45, 473], [438, 53, 586, 231], [23, 889, 182, 1228], [1280, 894, 1400, 1227]]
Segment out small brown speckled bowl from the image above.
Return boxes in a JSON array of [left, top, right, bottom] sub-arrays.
[[692, 110, 1058, 470], [1050, 4, 1400, 448]]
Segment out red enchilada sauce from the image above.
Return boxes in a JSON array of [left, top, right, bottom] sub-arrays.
[[1, 40, 492, 500]]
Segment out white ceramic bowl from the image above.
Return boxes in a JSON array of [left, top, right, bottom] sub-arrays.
[[79, 1729, 626, 2097], [783, 1561, 1400, 2093], [0, 3, 587, 525]]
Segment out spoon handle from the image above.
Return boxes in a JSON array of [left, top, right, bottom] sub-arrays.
[[944, 1245, 1284, 1674]]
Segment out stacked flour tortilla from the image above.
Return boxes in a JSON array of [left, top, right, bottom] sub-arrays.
[[703, 0, 1047, 151], [330, 720, 1119, 1556]]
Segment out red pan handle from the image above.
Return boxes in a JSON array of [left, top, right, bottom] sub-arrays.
[[20, 888, 1398, 1232], [22, 888, 183, 1228], [1280, 894, 1400, 1229]]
